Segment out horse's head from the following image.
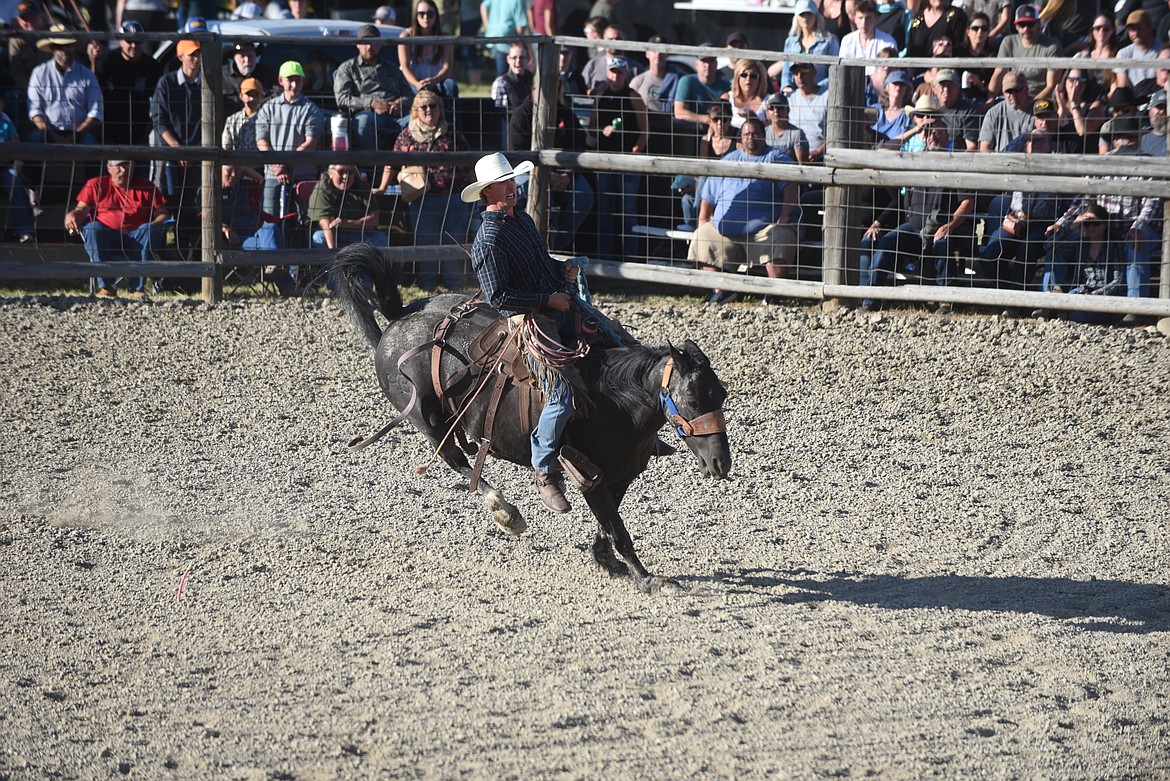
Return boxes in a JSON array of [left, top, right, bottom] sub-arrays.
[[659, 340, 732, 479]]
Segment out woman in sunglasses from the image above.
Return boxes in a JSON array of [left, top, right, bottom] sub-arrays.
[[1053, 67, 1106, 153], [400, 0, 457, 97], [728, 58, 770, 129]]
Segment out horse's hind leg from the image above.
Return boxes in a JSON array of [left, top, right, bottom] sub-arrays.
[[432, 441, 527, 536]]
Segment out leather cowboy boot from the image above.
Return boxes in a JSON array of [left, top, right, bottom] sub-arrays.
[[533, 471, 571, 514]]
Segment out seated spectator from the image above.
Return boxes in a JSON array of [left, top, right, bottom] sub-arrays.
[[255, 60, 326, 218], [1046, 115, 1161, 299], [399, 0, 458, 97], [979, 71, 1034, 152], [673, 47, 729, 132], [978, 131, 1062, 293], [1097, 87, 1141, 153], [931, 68, 979, 151], [787, 61, 829, 162], [859, 123, 974, 309], [64, 159, 168, 298], [218, 164, 280, 251], [840, 0, 899, 73], [1076, 13, 1120, 95], [872, 69, 913, 147], [863, 47, 899, 109], [1052, 67, 1106, 154], [504, 82, 595, 252], [955, 12, 995, 104], [727, 58, 769, 129], [820, 0, 852, 40], [900, 94, 947, 152], [0, 96, 35, 243], [93, 21, 162, 146], [1140, 89, 1167, 155], [334, 24, 412, 150], [988, 5, 1059, 101], [907, 0, 968, 58], [676, 102, 736, 229], [764, 92, 809, 163], [770, 0, 839, 93], [1040, 203, 1126, 324], [491, 42, 533, 110], [222, 42, 278, 118], [582, 22, 642, 93], [629, 37, 681, 114], [687, 117, 800, 304], [26, 25, 101, 147], [1116, 10, 1163, 98], [589, 56, 648, 261], [378, 89, 470, 289], [222, 77, 267, 183], [308, 163, 386, 249]]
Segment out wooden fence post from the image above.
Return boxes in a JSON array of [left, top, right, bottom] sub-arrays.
[[527, 38, 558, 237], [200, 38, 223, 305], [821, 61, 865, 292]]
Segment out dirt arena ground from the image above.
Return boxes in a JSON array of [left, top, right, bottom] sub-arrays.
[[2, 295, 1168, 780]]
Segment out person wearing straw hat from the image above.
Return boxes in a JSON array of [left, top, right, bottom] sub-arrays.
[[461, 151, 587, 515], [27, 24, 102, 148]]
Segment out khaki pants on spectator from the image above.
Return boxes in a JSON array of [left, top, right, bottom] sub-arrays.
[[687, 221, 797, 271]]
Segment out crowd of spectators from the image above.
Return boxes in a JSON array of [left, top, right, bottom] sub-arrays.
[[0, 0, 1166, 315]]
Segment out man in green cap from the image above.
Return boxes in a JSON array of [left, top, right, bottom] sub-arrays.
[[255, 60, 327, 218]]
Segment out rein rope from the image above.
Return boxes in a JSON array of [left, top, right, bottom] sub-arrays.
[[518, 313, 590, 369]]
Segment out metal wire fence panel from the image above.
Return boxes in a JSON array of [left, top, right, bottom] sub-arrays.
[[1, 32, 1167, 314]]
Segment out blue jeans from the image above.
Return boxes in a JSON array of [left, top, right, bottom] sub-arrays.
[[530, 310, 575, 474], [408, 192, 468, 290], [350, 109, 410, 150], [979, 223, 1048, 290], [595, 172, 640, 261], [83, 221, 161, 292], [311, 229, 388, 249], [241, 223, 280, 251], [1125, 226, 1160, 297], [1, 166, 34, 236]]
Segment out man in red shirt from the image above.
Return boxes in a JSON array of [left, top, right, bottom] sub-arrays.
[[65, 159, 169, 298]]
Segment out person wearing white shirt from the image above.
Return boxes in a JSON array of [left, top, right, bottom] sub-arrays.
[[839, 0, 899, 75]]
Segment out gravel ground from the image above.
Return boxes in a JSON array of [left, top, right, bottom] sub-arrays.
[[2, 294, 1169, 780]]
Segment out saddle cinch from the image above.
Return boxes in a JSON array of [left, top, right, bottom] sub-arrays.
[[430, 301, 603, 495]]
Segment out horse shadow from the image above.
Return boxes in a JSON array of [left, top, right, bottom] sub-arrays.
[[693, 568, 1170, 635]]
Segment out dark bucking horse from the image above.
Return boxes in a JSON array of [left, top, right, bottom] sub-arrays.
[[329, 244, 732, 593]]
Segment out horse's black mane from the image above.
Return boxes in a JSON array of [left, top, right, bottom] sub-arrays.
[[594, 345, 670, 429]]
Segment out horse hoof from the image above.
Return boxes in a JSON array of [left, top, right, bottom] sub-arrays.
[[484, 494, 526, 536], [641, 576, 685, 595]]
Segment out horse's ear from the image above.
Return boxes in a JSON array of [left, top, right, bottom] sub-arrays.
[[682, 339, 710, 368], [667, 340, 689, 370]]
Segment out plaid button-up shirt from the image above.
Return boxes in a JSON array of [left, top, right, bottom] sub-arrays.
[[471, 209, 565, 316]]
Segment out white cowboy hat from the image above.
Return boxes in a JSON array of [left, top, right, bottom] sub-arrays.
[[459, 152, 535, 203], [36, 24, 78, 51]]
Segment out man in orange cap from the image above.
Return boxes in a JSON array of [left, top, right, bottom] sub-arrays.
[[151, 38, 204, 261]]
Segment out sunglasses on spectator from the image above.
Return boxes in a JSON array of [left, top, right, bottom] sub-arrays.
[[1081, 220, 1104, 227], [417, 8, 436, 16], [1015, 20, 1036, 27], [1092, 24, 1112, 30], [1066, 76, 1088, 82], [1006, 86, 1026, 93], [968, 25, 988, 31], [739, 71, 760, 79]]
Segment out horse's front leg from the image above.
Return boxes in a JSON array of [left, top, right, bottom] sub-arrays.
[[582, 487, 682, 595]]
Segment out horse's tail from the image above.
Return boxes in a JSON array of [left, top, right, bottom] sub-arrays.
[[328, 243, 405, 348]]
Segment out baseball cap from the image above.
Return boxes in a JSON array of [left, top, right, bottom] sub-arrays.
[[726, 31, 748, 47], [279, 60, 305, 79], [1107, 114, 1141, 136], [184, 16, 207, 32], [606, 56, 629, 72], [697, 42, 718, 61], [1126, 9, 1150, 26], [766, 93, 788, 107], [1031, 98, 1057, 116], [15, 0, 40, 18], [373, 4, 395, 22], [794, 0, 818, 15], [1109, 86, 1137, 109], [358, 23, 380, 38], [648, 34, 666, 45], [232, 41, 260, 53], [176, 39, 201, 57], [119, 19, 144, 35], [1014, 4, 1039, 23], [1002, 71, 1024, 91], [240, 77, 264, 94], [1146, 90, 1167, 109], [886, 69, 912, 86], [935, 68, 959, 83]]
